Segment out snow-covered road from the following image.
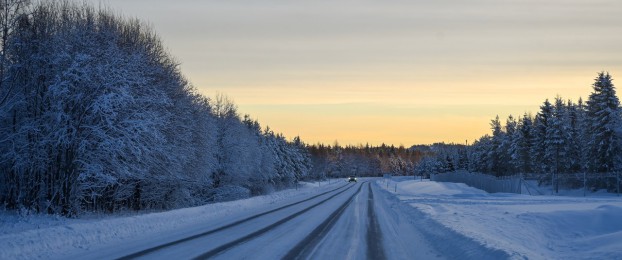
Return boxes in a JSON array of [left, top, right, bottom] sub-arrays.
[[0, 179, 508, 260], [73, 179, 505, 259], [92, 181, 448, 259], [113, 183, 357, 259], [5, 177, 618, 259], [89, 180, 507, 260]]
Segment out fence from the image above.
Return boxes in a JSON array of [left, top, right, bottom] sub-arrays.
[[431, 171, 621, 196], [523, 172, 620, 195], [431, 171, 522, 194]]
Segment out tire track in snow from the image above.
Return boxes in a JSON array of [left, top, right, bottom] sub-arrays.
[[192, 182, 362, 259], [367, 183, 387, 259], [283, 182, 366, 259], [116, 183, 350, 260]]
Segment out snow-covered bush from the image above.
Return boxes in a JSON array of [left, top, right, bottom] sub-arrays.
[[212, 185, 251, 203]]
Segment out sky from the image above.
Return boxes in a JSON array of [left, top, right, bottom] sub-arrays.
[[87, 0, 622, 146]]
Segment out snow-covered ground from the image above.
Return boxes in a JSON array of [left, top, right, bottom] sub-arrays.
[[0, 180, 343, 259], [2, 178, 621, 259], [379, 177, 622, 259]]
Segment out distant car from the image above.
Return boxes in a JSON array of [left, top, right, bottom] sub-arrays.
[[348, 176, 357, 182]]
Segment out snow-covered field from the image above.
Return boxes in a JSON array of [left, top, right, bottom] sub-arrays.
[[2, 178, 621, 259], [380, 177, 622, 259]]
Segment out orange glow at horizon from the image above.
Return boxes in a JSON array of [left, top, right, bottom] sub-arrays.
[[194, 69, 615, 146]]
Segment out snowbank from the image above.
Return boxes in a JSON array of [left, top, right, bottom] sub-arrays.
[[379, 178, 622, 259]]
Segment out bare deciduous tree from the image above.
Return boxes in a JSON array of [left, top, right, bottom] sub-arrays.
[[0, 0, 29, 105]]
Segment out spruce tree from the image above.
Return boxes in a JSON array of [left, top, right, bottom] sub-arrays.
[[565, 100, 582, 173], [545, 97, 567, 175], [586, 72, 620, 174], [545, 97, 567, 192], [532, 99, 553, 174], [575, 98, 590, 173], [512, 113, 534, 174], [489, 115, 505, 176], [503, 115, 517, 174]]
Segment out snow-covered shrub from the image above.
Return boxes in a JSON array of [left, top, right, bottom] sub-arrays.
[[212, 185, 251, 203]]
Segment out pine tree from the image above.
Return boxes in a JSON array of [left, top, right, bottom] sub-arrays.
[[565, 100, 582, 173], [546, 97, 567, 173], [532, 99, 553, 174], [545, 97, 567, 192], [502, 115, 517, 175], [468, 135, 492, 174], [489, 116, 505, 176], [512, 113, 534, 174], [575, 98, 590, 173], [586, 72, 620, 174]]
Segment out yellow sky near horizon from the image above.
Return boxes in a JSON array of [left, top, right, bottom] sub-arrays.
[[232, 99, 568, 146], [207, 69, 614, 145], [88, 0, 622, 146]]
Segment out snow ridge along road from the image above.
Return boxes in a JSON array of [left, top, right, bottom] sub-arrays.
[[116, 183, 352, 260]]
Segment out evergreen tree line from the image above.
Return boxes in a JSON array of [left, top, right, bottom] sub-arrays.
[[422, 72, 622, 192], [413, 143, 468, 178], [307, 143, 430, 179], [0, 1, 311, 216]]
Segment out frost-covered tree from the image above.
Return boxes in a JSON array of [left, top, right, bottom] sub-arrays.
[[565, 99, 584, 173], [488, 116, 505, 176], [468, 135, 492, 174], [0, 1, 312, 215], [502, 115, 517, 175], [545, 97, 567, 175], [545, 97, 569, 191], [531, 99, 553, 174], [0, 0, 30, 105], [415, 157, 435, 178], [511, 113, 534, 174], [211, 95, 267, 201], [586, 72, 620, 174]]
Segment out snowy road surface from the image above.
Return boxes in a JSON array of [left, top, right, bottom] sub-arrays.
[[81, 180, 507, 259], [4, 177, 620, 259]]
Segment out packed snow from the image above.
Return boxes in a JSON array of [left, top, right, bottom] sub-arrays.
[[380, 177, 622, 259]]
